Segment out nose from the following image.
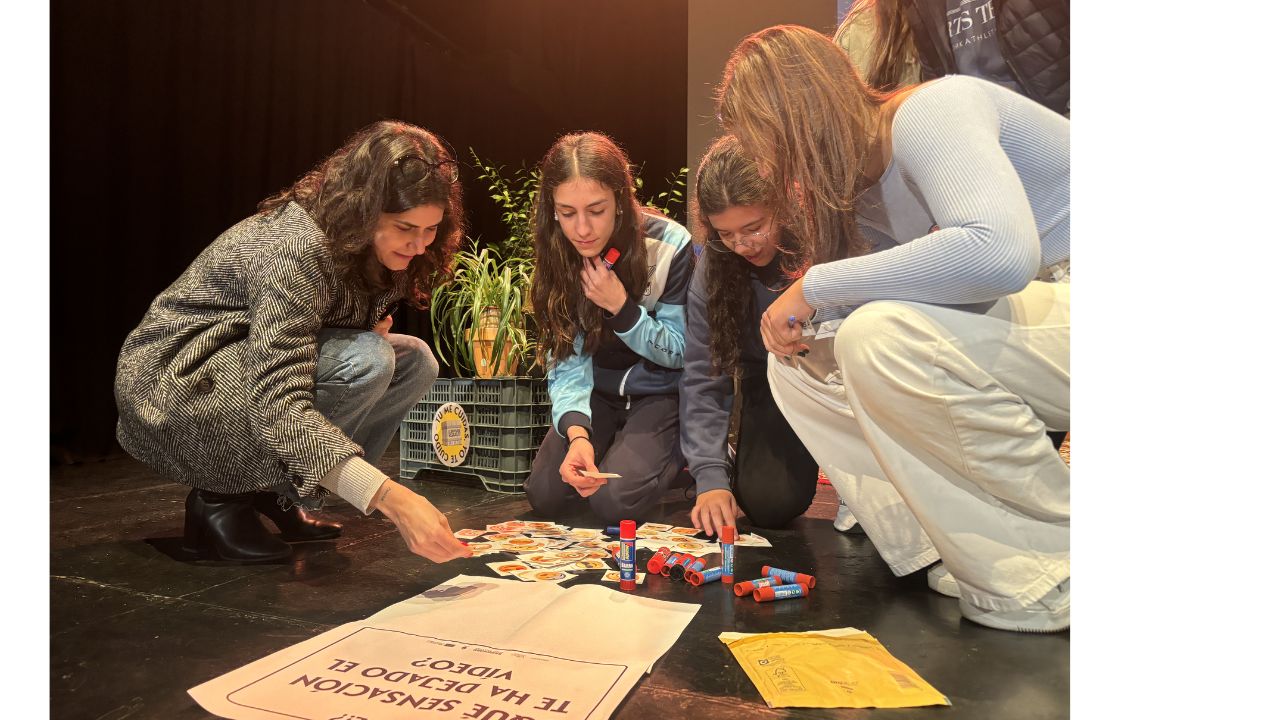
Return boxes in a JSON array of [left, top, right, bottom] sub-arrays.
[[573, 212, 592, 238], [732, 238, 753, 257], [411, 231, 430, 254]]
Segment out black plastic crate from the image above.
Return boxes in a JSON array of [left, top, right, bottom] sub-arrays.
[[468, 447, 533, 473], [428, 378, 475, 404], [474, 378, 536, 405], [400, 423, 431, 444], [472, 425, 541, 450], [399, 377, 550, 494]]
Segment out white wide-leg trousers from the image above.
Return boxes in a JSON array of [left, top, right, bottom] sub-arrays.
[[769, 281, 1070, 611]]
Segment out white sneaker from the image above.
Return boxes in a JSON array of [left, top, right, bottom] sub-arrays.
[[833, 500, 858, 532], [926, 563, 960, 598], [959, 579, 1070, 633]]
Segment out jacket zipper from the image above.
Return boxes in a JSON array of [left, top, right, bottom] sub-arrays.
[[618, 366, 635, 410]]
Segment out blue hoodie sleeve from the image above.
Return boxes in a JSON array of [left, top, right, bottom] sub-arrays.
[[546, 334, 594, 437], [604, 238, 692, 369]]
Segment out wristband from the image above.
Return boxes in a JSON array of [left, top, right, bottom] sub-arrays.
[[569, 435, 591, 447]]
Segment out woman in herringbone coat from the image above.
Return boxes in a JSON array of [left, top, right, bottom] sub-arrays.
[[115, 120, 475, 564]]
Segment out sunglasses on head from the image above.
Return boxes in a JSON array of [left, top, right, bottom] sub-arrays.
[[393, 154, 460, 184]]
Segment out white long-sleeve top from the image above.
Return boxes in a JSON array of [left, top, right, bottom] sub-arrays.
[[804, 75, 1069, 320]]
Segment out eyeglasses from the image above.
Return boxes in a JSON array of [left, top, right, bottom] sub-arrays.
[[393, 153, 460, 184], [706, 225, 775, 253]]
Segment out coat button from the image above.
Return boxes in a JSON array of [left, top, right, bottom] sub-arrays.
[[195, 377, 214, 394]]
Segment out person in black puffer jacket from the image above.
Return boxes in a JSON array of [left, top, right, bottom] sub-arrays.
[[909, 0, 1069, 115], [836, 0, 1069, 116]]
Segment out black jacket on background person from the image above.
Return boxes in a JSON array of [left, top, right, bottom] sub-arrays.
[[907, 0, 1070, 116]]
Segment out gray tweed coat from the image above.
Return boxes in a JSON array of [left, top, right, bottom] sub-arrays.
[[115, 202, 405, 499]]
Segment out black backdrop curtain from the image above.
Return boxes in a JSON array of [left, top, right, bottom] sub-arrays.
[[51, 0, 688, 461]]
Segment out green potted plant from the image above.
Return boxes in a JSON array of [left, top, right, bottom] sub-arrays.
[[428, 239, 534, 378]]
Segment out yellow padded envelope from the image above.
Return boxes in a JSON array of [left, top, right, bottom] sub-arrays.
[[719, 628, 950, 709]]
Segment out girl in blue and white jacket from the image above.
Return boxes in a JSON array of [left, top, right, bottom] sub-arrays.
[[524, 132, 693, 524]]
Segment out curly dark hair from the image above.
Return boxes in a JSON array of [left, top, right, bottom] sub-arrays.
[[693, 135, 804, 376], [530, 132, 652, 363], [258, 120, 465, 308]]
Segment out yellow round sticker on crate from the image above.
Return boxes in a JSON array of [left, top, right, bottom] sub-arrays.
[[431, 402, 470, 467]]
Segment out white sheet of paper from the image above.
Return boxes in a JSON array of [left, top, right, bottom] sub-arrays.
[[580, 471, 621, 479], [189, 575, 699, 720]]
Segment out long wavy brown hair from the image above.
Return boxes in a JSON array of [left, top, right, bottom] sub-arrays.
[[530, 132, 650, 364], [836, 0, 919, 92], [693, 135, 803, 377], [258, 120, 465, 307], [717, 24, 886, 267]]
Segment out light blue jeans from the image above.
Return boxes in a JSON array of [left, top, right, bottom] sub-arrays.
[[313, 329, 438, 465]]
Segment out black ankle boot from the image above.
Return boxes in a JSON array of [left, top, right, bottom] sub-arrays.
[[182, 489, 292, 562], [252, 492, 342, 542]]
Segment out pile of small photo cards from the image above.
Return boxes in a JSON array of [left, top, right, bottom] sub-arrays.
[[454, 520, 772, 585]]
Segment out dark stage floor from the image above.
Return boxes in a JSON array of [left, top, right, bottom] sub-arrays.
[[50, 440, 1068, 719]]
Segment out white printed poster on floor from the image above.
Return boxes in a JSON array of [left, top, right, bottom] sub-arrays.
[[189, 575, 700, 720]]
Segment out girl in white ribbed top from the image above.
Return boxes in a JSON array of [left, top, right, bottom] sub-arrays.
[[716, 25, 1070, 632]]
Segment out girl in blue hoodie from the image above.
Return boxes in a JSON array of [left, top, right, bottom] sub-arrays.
[[523, 132, 693, 524]]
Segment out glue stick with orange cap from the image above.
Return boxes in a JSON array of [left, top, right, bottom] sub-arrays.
[[672, 554, 707, 581], [753, 583, 809, 602], [602, 246, 621, 270], [719, 526, 736, 583], [618, 520, 637, 591], [733, 576, 780, 597], [647, 547, 673, 574], [660, 553, 686, 577], [688, 567, 724, 586], [762, 565, 816, 589]]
